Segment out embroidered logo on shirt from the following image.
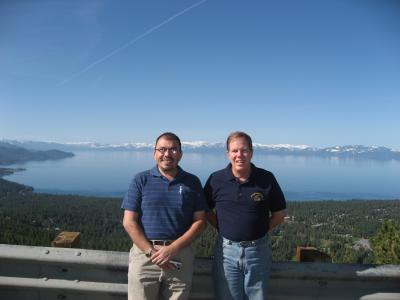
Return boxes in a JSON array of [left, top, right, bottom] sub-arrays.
[[250, 192, 264, 202]]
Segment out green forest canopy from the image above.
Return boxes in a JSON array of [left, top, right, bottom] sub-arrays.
[[1, 178, 399, 264]]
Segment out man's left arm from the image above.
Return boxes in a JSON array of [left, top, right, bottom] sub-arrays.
[[151, 210, 206, 265], [268, 210, 286, 232]]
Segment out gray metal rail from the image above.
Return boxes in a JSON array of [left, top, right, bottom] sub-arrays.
[[1, 244, 399, 299]]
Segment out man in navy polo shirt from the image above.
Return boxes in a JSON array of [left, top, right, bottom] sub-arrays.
[[122, 132, 207, 300], [204, 131, 286, 300]]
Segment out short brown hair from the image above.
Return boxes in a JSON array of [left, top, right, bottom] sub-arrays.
[[226, 131, 253, 152], [155, 132, 182, 152]]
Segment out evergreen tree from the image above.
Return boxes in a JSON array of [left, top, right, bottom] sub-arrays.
[[371, 220, 400, 264]]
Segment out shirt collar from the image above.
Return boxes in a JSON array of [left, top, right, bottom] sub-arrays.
[[224, 164, 236, 181], [150, 165, 184, 179], [224, 163, 257, 182]]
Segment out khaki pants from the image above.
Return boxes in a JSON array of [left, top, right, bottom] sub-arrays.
[[128, 244, 194, 300]]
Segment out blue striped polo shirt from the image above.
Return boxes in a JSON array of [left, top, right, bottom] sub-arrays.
[[121, 166, 208, 240]]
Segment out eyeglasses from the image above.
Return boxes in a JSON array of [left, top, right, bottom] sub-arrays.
[[155, 147, 179, 154]]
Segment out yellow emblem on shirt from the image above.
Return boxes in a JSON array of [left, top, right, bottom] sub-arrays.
[[250, 192, 264, 202]]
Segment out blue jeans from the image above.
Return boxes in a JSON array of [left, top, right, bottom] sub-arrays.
[[212, 234, 272, 300]]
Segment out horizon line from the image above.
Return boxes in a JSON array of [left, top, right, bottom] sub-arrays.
[[1, 138, 399, 151]]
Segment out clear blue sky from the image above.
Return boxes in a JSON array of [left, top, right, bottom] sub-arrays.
[[1, 0, 399, 149]]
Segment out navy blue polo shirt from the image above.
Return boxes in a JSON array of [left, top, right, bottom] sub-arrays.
[[204, 164, 286, 242], [121, 166, 208, 240]]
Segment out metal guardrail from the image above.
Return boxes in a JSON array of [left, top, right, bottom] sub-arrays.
[[1, 244, 399, 300]]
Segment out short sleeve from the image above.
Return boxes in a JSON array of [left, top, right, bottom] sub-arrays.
[[190, 176, 209, 212], [121, 173, 144, 212], [203, 175, 216, 210], [269, 174, 286, 212]]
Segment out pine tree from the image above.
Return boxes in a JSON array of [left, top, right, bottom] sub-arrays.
[[371, 220, 400, 264]]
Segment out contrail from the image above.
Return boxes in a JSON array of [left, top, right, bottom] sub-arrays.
[[58, 0, 207, 86]]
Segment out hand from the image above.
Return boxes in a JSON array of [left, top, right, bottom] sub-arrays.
[[151, 244, 177, 267], [147, 246, 168, 269]]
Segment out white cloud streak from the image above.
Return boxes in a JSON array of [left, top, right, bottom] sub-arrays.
[[58, 0, 207, 86]]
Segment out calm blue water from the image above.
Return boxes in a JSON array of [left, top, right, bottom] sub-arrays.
[[5, 151, 400, 200]]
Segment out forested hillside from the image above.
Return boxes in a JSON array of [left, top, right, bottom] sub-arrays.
[[0, 141, 74, 165], [1, 178, 399, 263]]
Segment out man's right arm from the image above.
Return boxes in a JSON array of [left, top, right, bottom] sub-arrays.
[[204, 176, 218, 228], [122, 210, 153, 254]]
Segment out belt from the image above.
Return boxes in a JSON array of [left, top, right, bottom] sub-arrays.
[[223, 235, 268, 247], [227, 240, 257, 247], [151, 240, 174, 246]]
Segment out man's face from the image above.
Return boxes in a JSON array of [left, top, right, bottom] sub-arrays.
[[154, 137, 182, 173], [227, 137, 253, 173]]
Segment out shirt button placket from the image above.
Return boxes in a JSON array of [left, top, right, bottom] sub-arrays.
[[238, 185, 242, 201]]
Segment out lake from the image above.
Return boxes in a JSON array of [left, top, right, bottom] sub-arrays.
[[5, 151, 400, 200]]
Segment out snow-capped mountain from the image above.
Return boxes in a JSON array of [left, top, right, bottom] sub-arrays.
[[316, 145, 400, 159], [1, 139, 400, 160], [0, 140, 153, 151]]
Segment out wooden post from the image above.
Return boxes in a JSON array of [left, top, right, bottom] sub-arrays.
[[51, 231, 81, 248]]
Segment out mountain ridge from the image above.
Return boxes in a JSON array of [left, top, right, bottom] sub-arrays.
[[0, 141, 74, 165], [1, 139, 400, 160]]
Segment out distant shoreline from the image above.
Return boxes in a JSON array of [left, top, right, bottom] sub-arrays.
[[0, 167, 26, 178], [0, 176, 398, 202]]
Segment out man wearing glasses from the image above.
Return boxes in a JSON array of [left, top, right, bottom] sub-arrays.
[[204, 131, 286, 300], [122, 132, 207, 300]]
